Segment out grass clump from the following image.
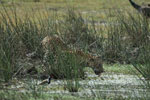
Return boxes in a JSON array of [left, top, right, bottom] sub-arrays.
[[64, 79, 81, 92], [102, 12, 150, 64], [18, 19, 43, 53], [44, 46, 85, 79], [0, 31, 17, 82], [103, 11, 150, 89], [114, 13, 150, 81], [132, 46, 150, 80], [61, 9, 103, 52], [0, 9, 21, 82]]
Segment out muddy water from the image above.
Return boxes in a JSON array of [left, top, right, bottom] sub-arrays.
[[44, 73, 149, 99], [5, 72, 150, 99]]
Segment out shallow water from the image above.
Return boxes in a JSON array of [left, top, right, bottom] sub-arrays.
[[2, 72, 150, 99], [45, 73, 149, 98]]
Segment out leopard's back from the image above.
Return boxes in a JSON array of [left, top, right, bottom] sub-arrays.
[[41, 35, 103, 76]]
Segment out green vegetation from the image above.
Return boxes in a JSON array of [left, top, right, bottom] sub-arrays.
[[0, 0, 149, 23], [0, 90, 118, 100], [0, 0, 150, 99], [103, 64, 138, 75]]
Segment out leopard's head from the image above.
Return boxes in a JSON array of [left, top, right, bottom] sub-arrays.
[[87, 57, 104, 76]]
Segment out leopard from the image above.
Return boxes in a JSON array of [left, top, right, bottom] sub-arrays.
[[41, 35, 104, 77]]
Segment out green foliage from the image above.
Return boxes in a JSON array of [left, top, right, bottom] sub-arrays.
[[132, 46, 150, 82], [18, 19, 43, 52], [0, 1, 150, 100], [61, 9, 102, 51], [0, 9, 20, 82], [64, 79, 81, 92], [0, 2, 150, 94], [45, 46, 85, 79], [102, 12, 150, 64], [103, 12, 150, 89], [0, 32, 16, 82]]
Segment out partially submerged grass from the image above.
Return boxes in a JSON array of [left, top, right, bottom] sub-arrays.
[[64, 79, 81, 92]]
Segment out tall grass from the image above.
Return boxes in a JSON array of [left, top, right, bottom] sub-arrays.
[[0, 30, 16, 82], [61, 9, 103, 52], [44, 46, 85, 79], [117, 13, 150, 81], [103, 12, 150, 62], [0, 7, 21, 82], [0, 6, 149, 81], [0, 6, 46, 82], [0, 6, 94, 84], [0, 2, 150, 94], [0, 4, 150, 99], [104, 11, 150, 89]]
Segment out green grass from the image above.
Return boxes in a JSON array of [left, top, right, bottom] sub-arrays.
[[0, 90, 138, 100], [104, 64, 139, 75], [0, 0, 150, 79], [0, 0, 150, 99], [0, 0, 150, 81], [0, 0, 150, 23]]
